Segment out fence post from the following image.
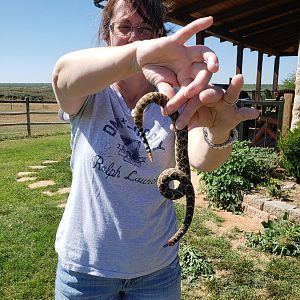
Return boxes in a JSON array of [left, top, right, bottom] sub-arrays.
[[25, 96, 31, 136]]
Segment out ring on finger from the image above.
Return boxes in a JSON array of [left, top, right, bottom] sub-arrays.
[[223, 97, 239, 106]]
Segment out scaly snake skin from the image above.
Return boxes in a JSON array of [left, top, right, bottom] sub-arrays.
[[133, 92, 195, 247]]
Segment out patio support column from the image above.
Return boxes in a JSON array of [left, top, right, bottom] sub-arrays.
[[236, 43, 244, 74], [256, 51, 263, 101], [273, 55, 280, 91], [196, 31, 205, 45]]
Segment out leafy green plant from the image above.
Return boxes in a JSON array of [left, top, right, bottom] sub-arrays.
[[281, 71, 296, 89], [200, 141, 278, 212], [278, 127, 300, 183], [246, 212, 300, 257], [179, 244, 214, 282], [266, 178, 282, 198]]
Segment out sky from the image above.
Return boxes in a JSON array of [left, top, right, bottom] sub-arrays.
[[0, 0, 297, 84]]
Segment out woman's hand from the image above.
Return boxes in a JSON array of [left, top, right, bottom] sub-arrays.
[[136, 16, 259, 136], [169, 74, 260, 133], [136, 16, 218, 100]]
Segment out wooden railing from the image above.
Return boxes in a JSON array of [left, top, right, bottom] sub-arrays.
[[0, 97, 68, 136]]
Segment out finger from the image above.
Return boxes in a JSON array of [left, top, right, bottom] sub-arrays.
[[237, 107, 260, 122], [157, 82, 175, 100], [199, 86, 224, 106], [172, 17, 213, 45], [223, 74, 244, 105], [162, 79, 192, 115], [183, 68, 213, 99], [175, 94, 202, 129], [187, 45, 219, 73]]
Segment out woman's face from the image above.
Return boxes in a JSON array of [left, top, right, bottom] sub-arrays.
[[106, 0, 157, 46]]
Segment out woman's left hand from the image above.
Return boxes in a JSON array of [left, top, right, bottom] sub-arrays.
[[163, 74, 260, 133]]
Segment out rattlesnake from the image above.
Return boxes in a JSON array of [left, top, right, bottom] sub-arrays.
[[133, 92, 195, 247]]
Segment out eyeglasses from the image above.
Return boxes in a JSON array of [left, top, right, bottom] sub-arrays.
[[109, 22, 159, 38]]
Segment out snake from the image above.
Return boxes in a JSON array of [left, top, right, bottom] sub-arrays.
[[133, 92, 195, 248]]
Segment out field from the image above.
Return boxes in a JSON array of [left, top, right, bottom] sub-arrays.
[[1, 135, 300, 299], [0, 83, 285, 141], [1, 84, 300, 299], [0, 83, 55, 101], [0, 84, 69, 140]]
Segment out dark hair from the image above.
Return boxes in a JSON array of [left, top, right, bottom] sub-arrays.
[[99, 0, 172, 41]]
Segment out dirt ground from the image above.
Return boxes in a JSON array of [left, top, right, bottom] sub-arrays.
[[188, 171, 266, 234], [193, 192, 265, 233]]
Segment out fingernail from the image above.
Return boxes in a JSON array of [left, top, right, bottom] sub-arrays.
[[175, 120, 183, 130]]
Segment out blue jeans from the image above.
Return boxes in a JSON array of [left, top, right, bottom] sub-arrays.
[[55, 257, 181, 299]]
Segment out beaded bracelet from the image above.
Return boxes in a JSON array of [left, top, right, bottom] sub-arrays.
[[203, 127, 238, 149]]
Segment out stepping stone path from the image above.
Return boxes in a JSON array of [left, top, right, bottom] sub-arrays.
[[16, 160, 70, 208]]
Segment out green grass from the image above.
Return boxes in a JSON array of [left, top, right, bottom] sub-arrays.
[[1, 135, 300, 299], [0, 134, 71, 299]]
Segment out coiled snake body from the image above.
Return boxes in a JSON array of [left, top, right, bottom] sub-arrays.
[[133, 92, 195, 247]]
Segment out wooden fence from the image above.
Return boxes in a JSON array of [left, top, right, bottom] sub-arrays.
[[0, 97, 68, 136]]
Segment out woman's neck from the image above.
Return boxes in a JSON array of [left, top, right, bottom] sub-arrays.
[[113, 74, 155, 109]]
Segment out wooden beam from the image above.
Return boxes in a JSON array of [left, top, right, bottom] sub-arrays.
[[223, 2, 300, 32], [236, 43, 244, 74], [256, 51, 263, 100], [171, 0, 224, 17], [273, 55, 280, 91], [240, 14, 300, 38], [212, 0, 279, 24]]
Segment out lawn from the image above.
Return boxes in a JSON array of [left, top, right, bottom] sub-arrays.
[[1, 134, 300, 299]]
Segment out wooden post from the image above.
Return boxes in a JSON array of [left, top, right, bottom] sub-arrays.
[[236, 43, 244, 74], [273, 55, 280, 91], [281, 93, 294, 136], [255, 51, 263, 101], [25, 96, 31, 136], [196, 31, 205, 45]]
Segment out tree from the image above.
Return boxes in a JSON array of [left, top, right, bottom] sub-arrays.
[[282, 71, 296, 89], [290, 43, 300, 130]]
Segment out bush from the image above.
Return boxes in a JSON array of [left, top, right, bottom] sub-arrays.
[[281, 71, 296, 90], [179, 244, 214, 282], [246, 212, 300, 257], [200, 141, 278, 212], [278, 127, 300, 183]]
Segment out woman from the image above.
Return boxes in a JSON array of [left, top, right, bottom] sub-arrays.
[[52, 0, 259, 298]]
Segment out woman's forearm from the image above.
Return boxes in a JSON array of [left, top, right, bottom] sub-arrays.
[[188, 126, 232, 172], [52, 43, 139, 114]]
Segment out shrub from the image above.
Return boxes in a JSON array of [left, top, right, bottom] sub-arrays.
[[200, 141, 278, 212], [281, 71, 296, 90], [278, 127, 300, 183], [246, 212, 300, 257], [179, 244, 214, 282]]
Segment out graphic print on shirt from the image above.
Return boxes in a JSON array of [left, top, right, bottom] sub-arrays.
[[102, 116, 164, 166], [118, 135, 146, 167], [92, 116, 167, 185]]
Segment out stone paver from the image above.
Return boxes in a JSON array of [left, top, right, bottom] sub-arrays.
[[243, 194, 269, 210], [243, 194, 300, 223], [17, 177, 37, 183], [57, 187, 71, 195], [29, 165, 47, 170], [242, 203, 272, 222], [289, 208, 300, 223], [42, 160, 58, 165], [263, 200, 297, 218], [17, 171, 36, 177], [28, 180, 55, 189]]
